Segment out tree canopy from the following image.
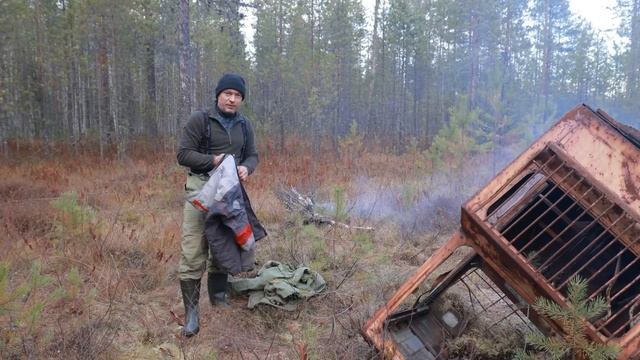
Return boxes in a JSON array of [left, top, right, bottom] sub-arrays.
[[0, 0, 638, 157]]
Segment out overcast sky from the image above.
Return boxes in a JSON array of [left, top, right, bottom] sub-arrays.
[[567, 0, 620, 32]]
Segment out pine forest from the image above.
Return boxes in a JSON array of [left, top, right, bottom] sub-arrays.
[[0, 0, 639, 358]]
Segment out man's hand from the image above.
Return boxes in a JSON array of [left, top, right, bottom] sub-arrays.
[[213, 154, 225, 167], [237, 165, 249, 182]]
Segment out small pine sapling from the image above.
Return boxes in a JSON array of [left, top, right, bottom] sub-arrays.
[[514, 276, 620, 360]]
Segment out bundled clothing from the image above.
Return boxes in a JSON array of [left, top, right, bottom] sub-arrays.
[[188, 155, 256, 251], [187, 155, 266, 275], [230, 261, 326, 311]]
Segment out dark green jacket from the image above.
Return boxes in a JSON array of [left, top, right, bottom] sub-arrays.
[[177, 107, 259, 175]]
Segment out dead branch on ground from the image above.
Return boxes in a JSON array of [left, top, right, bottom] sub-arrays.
[[276, 187, 374, 231]]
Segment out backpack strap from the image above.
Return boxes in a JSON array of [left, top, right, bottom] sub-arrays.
[[240, 118, 248, 162], [200, 110, 212, 155]]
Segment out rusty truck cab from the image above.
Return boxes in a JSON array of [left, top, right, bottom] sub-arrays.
[[362, 105, 640, 359]]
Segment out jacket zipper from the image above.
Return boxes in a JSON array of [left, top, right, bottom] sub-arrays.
[[213, 117, 237, 147]]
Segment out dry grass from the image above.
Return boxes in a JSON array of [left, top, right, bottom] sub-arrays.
[[0, 138, 477, 359]]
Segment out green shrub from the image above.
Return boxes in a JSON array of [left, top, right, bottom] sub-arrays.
[[352, 232, 373, 255], [0, 261, 104, 358], [333, 186, 348, 223], [50, 191, 96, 234], [0, 261, 55, 357]]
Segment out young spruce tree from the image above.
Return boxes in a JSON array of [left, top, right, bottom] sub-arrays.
[[514, 276, 620, 360]]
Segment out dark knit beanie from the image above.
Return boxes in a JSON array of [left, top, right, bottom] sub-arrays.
[[215, 73, 246, 99]]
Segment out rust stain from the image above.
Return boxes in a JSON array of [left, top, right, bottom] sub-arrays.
[[622, 160, 640, 201], [592, 132, 615, 150]]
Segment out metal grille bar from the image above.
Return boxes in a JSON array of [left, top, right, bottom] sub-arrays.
[[549, 217, 630, 286], [490, 147, 640, 340], [458, 268, 540, 336]]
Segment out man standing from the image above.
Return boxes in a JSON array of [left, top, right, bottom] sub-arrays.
[[176, 73, 259, 336]]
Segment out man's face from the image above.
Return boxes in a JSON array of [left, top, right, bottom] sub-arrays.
[[217, 89, 243, 114]]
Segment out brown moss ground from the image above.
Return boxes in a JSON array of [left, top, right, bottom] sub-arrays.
[[0, 140, 472, 359]]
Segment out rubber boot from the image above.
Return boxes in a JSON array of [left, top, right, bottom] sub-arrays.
[[207, 272, 229, 307], [180, 279, 201, 337]]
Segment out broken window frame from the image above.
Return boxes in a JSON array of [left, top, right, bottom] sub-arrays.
[[384, 253, 543, 359], [484, 143, 640, 341]]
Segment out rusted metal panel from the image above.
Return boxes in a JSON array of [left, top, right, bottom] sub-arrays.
[[361, 232, 469, 359], [556, 115, 640, 217]]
